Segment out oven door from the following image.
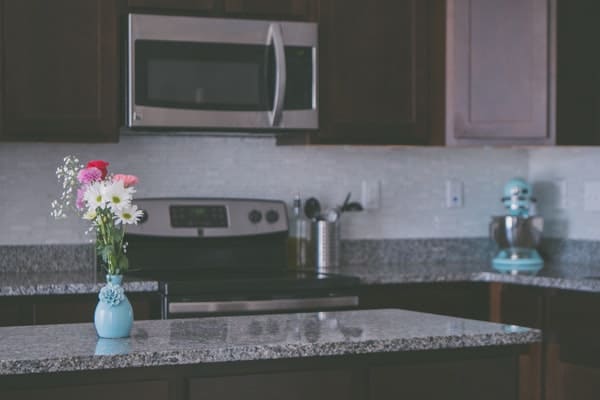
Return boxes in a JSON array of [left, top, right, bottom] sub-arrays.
[[127, 14, 318, 130], [165, 293, 359, 319]]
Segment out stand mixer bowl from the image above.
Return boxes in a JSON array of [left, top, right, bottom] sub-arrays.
[[490, 216, 543, 250]]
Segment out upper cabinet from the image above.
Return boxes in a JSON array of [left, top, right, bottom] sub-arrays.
[[445, 0, 556, 146], [314, 0, 430, 145], [0, 0, 120, 142], [1, 0, 593, 146], [223, 0, 316, 21], [127, 0, 217, 13]]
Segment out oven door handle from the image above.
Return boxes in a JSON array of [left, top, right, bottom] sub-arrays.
[[168, 296, 358, 315], [267, 23, 287, 127]]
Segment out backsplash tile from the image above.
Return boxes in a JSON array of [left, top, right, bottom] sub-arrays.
[[0, 135, 527, 245]]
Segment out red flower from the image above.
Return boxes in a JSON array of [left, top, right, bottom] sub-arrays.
[[86, 160, 109, 179]]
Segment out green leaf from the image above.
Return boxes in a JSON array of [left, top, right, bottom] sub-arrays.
[[117, 253, 129, 273]]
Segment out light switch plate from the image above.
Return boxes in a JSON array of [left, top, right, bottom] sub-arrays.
[[445, 180, 464, 208]]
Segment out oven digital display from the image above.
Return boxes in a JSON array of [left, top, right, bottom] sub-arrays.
[[169, 205, 228, 228]]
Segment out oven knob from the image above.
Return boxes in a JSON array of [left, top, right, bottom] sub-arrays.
[[138, 209, 149, 224], [266, 210, 280, 224], [248, 209, 262, 224]]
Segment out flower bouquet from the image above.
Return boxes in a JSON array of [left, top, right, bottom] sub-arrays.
[[52, 156, 142, 338]]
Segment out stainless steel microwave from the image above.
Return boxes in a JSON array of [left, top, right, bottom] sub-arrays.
[[127, 14, 318, 131]]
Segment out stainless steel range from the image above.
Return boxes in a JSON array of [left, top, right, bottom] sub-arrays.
[[125, 198, 359, 319]]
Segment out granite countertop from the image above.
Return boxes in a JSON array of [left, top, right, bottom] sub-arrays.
[[0, 271, 159, 296], [0, 309, 540, 376], [3, 262, 600, 297], [329, 262, 600, 293]]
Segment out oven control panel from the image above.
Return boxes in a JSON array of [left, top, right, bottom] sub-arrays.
[[126, 198, 288, 237]]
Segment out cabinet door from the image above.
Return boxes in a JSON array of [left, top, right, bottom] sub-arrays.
[[0, 380, 169, 400], [127, 0, 216, 12], [545, 290, 600, 400], [223, 0, 314, 21], [445, 0, 555, 145], [188, 370, 361, 400], [317, 0, 430, 145], [0, 302, 34, 327], [370, 356, 517, 400], [489, 283, 544, 400], [359, 283, 490, 321], [2, 0, 119, 142], [32, 293, 161, 325]]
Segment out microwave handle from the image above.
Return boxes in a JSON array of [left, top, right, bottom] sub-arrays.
[[268, 23, 287, 127]]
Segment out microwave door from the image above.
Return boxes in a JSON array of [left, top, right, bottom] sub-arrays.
[[128, 14, 317, 130]]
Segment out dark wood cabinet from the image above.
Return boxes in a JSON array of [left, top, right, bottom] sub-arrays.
[[1, 380, 169, 400], [1, 0, 120, 142], [556, 0, 600, 145], [189, 370, 360, 400], [358, 283, 490, 321], [370, 356, 516, 400], [545, 289, 600, 400], [490, 283, 544, 400], [223, 0, 315, 21], [127, 0, 216, 12], [0, 301, 33, 327], [0, 293, 161, 327], [315, 0, 431, 145]]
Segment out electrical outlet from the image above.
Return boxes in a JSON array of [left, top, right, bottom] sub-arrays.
[[361, 180, 381, 210], [445, 180, 464, 208], [584, 181, 600, 211]]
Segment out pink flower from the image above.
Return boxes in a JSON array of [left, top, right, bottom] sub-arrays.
[[76, 187, 86, 210], [77, 167, 102, 184], [113, 174, 139, 188]]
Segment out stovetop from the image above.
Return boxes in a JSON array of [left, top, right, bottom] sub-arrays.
[[128, 268, 361, 296]]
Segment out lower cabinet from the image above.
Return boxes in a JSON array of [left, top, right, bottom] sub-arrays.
[[188, 370, 361, 400], [370, 356, 516, 400], [0, 293, 161, 326], [492, 284, 600, 400], [0, 349, 520, 400], [545, 289, 600, 400], [0, 302, 33, 327], [490, 283, 544, 400], [358, 282, 490, 321], [0, 380, 169, 400]]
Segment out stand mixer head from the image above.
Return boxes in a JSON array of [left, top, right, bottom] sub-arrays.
[[491, 178, 544, 273]]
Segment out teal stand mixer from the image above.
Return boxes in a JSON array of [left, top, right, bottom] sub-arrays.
[[490, 178, 544, 273]]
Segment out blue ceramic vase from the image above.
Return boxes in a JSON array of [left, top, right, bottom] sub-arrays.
[[94, 274, 133, 338]]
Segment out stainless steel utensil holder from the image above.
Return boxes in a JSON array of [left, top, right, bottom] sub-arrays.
[[313, 220, 340, 272]]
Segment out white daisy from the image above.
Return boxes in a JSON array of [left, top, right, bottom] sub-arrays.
[[83, 182, 107, 210], [83, 209, 97, 221], [114, 204, 144, 225], [103, 181, 134, 211]]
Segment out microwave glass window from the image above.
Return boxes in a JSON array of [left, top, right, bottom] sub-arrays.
[[135, 41, 269, 111], [135, 40, 314, 113], [147, 60, 261, 107]]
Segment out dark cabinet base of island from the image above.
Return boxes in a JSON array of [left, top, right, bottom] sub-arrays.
[[0, 347, 520, 400]]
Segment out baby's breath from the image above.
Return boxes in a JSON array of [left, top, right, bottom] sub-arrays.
[[50, 155, 83, 219]]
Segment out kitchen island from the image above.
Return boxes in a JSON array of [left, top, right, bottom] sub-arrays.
[[0, 309, 539, 400]]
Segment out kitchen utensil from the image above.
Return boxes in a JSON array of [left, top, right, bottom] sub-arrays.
[[341, 192, 351, 212], [304, 197, 321, 220]]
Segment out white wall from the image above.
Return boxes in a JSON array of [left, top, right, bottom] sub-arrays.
[[0, 135, 527, 245], [529, 147, 600, 240]]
